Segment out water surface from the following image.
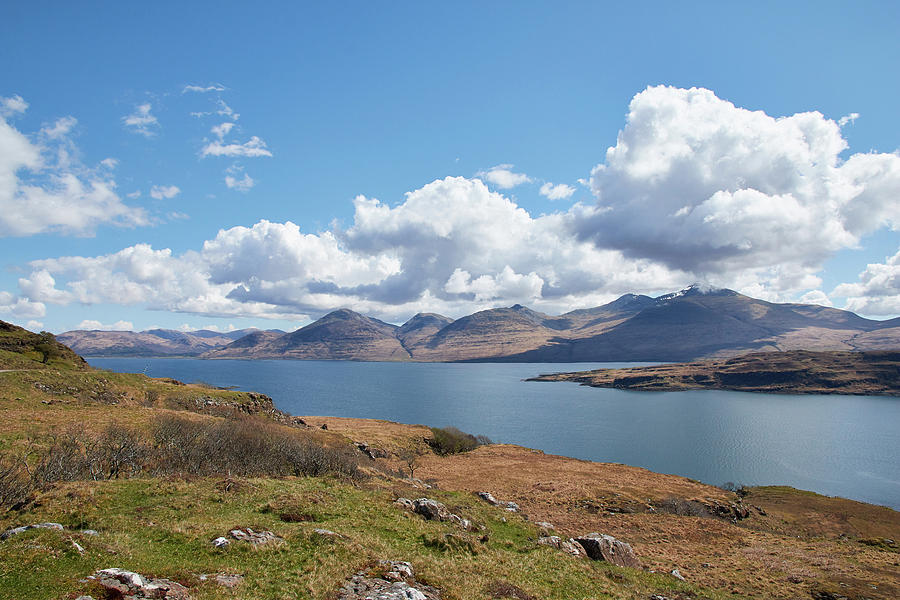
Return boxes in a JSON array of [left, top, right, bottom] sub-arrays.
[[90, 358, 900, 509]]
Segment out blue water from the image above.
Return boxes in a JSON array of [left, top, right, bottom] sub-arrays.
[[90, 358, 900, 510]]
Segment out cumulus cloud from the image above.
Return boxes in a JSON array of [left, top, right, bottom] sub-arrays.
[[77, 319, 134, 331], [832, 249, 900, 315], [123, 103, 159, 137], [182, 83, 226, 93], [575, 85, 900, 297], [799, 290, 833, 307], [201, 135, 272, 158], [211, 122, 234, 140], [0, 95, 28, 117], [0, 103, 148, 237], [25, 320, 43, 331], [150, 184, 180, 200], [10, 176, 688, 322], [477, 164, 532, 189], [0, 291, 46, 319], [539, 182, 576, 200]]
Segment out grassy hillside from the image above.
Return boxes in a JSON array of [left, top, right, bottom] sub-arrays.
[[1, 321, 897, 599]]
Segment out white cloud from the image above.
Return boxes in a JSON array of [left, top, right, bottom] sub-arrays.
[[225, 172, 254, 192], [40, 116, 77, 139], [0, 105, 148, 237], [574, 85, 900, 297], [123, 103, 159, 137], [539, 182, 576, 200], [476, 164, 532, 189], [201, 136, 272, 158], [832, 249, 900, 315], [100, 158, 119, 169], [0, 291, 46, 319], [0, 95, 28, 117], [799, 290, 833, 307], [182, 83, 226, 94], [150, 184, 180, 200], [11, 177, 687, 322], [216, 100, 239, 120], [838, 113, 860, 127], [25, 320, 44, 331], [77, 319, 134, 331], [211, 122, 234, 140]]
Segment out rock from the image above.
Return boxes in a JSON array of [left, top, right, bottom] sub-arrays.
[[573, 533, 640, 568], [95, 568, 190, 599], [394, 497, 416, 510], [81, 529, 99, 536], [504, 502, 519, 512], [75, 596, 96, 600], [313, 528, 342, 539], [0, 522, 64, 541], [537, 535, 585, 557], [229, 527, 282, 545], [670, 568, 686, 581], [413, 498, 453, 521], [476, 491, 500, 505], [199, 573, 243, 588], [378, 560, 415, 581], [211, 536, 230, 548], [535, 521, 555, 531]]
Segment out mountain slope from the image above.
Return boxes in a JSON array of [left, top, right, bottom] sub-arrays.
[[205, 309, 410, 360], [56, 328, 281, 357]]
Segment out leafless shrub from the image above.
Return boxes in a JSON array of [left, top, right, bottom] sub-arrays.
[[0, 454, 34, 511]]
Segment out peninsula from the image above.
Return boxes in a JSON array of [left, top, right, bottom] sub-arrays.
[[528, 350, 900, 396]]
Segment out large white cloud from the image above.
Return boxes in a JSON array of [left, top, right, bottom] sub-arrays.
[[0, 100, 148, 237], [12, 176, 688, 322], [833, 249, 900, 316], [575, 85, 900, 295]]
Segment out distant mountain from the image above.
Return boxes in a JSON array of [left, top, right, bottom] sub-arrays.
[[204, 309, 409, 361], [57, 327, 283, 357], [60, 286, 900, 361]]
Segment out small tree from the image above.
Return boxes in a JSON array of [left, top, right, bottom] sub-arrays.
[[34, 331, 60, 364]]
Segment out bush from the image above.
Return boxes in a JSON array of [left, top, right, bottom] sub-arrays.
[[427, 426, 492, 456]]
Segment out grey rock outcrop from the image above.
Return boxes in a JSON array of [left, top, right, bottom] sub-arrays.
[[338, 560, 439, 600], [573, 533, 640, 568], [228, 527, 282, 545], [198, 573, 243, 588], [476, 491, 519, 512], [537, 535, 585, 557], [1, 522, 64, 541], [93, 568, 190, 599], [412, 498, 472, 530]]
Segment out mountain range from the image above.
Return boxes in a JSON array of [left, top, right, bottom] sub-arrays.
[[57, 285, 900, 362]]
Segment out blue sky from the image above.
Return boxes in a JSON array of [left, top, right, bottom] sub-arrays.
[[1, 1, 898, 333]]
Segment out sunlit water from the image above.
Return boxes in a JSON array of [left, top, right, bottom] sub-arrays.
[[90, 358, 900, 509]]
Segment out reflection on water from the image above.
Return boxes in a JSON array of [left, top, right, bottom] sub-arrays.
[[90, 358, 900, 509]]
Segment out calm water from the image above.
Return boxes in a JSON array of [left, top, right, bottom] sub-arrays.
[[90, 358, 900, 510]]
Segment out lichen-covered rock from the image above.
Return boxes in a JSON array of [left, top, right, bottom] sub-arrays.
[[94, 568, 190, 599], [229, 527, 282, 545], [211, 536, 230, 548], [537, 535, 585, 557], [413, 498, 453, 521], [198, 573, 243, 588], [0, 522, 64, 541], [573, 533, 640, 568], [477, 491, 500, 505], [394, 497, 416, 510], [338, 561, 439, 600]]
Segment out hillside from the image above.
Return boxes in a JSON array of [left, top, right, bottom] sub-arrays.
[[0, 322, 900, 600], [199, 286, 900, 362], [529, 350, 900, 395], [57, 327, 284, 357], [1, 326, 898, 600]]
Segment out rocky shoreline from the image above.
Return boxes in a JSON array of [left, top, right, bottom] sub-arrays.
[[528, 350, 900, 395]]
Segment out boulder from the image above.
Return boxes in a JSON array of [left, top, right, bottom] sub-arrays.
[[670, 568, 686, 581], [394, 497, 415, 510], [94, 568, 190, 599], [228, 527, 282, 545], [313, 528, 343, 539], [0, 522, 64, 541], [198, 573, 243, 588], [476, 491, 500, 505], [537, 535, 585, 557], [413, 498, 453, 521], [377, 560, 415, 581], [338, 561, 439, 600], [573, 533, 640, 568], [211, 536, 230, 548]]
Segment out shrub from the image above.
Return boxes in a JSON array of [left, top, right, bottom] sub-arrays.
[[427, 426, 492, 456]]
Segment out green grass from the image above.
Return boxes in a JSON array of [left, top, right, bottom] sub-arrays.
[[0, 477, 717, 600]]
